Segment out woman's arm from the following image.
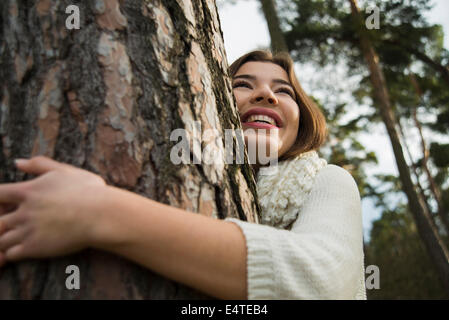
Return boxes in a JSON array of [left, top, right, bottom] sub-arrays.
[[226, 164, 366, 299], [92, 185, 248, 300], [0, 156, 247, 300]]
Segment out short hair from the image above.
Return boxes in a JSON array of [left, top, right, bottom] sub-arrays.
[[229, 50, 328, 160]]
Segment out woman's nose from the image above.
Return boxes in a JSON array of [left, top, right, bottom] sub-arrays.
[[250, 86, 278, 105]]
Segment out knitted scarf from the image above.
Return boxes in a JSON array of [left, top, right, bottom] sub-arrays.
[[256, 150, 328, 229]]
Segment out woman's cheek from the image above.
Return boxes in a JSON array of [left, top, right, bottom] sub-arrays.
[[281, 107, 300, 152]]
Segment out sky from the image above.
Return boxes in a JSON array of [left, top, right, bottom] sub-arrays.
[[217, 0, 449, 240]]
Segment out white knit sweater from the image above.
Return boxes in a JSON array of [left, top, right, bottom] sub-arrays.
[[225, 151, 367, 300]]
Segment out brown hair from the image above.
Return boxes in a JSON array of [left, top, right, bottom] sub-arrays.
[[229, 50, 327, 160]]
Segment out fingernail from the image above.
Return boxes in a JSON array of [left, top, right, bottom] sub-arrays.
[[14, 159, 28, 166]]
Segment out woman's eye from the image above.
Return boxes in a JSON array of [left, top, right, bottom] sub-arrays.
[[276, 88, 294, 98], [232, 81, 252, 89]]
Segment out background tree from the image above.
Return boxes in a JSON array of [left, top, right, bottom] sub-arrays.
[[259, 0, 289, 53], [364, 169, 449, 299], [348, 0, 449, 293], [0, 0, 259, 299], [365, 205, 448, 299]]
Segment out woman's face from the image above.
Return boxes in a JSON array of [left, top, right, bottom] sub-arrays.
[[232, 61, 300, 162]]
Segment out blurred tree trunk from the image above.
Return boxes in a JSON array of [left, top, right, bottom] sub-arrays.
[[0, 0, 259, 299], [349, 0, 449, 293], [408, 72, 449, 234], [396, 120, 435, 225], [259, 0, 288, 53]]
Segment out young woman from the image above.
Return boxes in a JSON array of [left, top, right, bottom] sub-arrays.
[[0, 51, 366, 300]]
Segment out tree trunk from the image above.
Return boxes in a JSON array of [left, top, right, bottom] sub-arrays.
[[259, 0, 288, 53], [396, 119, 435, 227], [0, 0, 259, 299], [349, 0, 449, 293], [409, 72, 449, 234]]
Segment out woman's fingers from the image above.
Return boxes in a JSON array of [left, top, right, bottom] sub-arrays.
[[4, 244, 25, 262], [0, 228, 25, 252], [15, 156, 68, 176], [0, 203, 17, 216], [0, 182, 28, 204], [0, 156, 67, 205], [0, 212, 26, 264], [0, 212, 22, 235]]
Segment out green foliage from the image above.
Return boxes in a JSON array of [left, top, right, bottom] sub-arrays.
[[283, 0, 449, 139], [283, 0, 363, 68], [364, 167, 448, 299], [365, 206, 449, 299], [314, 98, 378, 198], [442, 187, 449, 213], [430, 143, 449, 168], [283, 0, 448, 71]]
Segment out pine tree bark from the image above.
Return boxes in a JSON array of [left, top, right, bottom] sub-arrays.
[[0, 0, 259, 299], [349, 0, 449, 293], [259, 0, 288, 53]]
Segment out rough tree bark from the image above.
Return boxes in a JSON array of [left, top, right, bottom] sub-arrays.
[[349, 0, 449, 294], [0, 0, 259, 299]]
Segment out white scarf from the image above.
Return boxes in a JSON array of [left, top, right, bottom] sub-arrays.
[[256, 151, 327, 229]]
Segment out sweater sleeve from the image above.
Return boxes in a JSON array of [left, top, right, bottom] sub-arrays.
[[225, 164, 367, 300]]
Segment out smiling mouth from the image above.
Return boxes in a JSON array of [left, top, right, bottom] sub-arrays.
[[245, 114, 278, 126], [240, 108, 283, 129], [242, 116, 280, 130]]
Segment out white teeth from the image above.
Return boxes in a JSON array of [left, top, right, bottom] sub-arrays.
[[247, 114, 277, 126]]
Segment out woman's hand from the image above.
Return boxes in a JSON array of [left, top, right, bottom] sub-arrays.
[[0, 156, 108, 266]]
